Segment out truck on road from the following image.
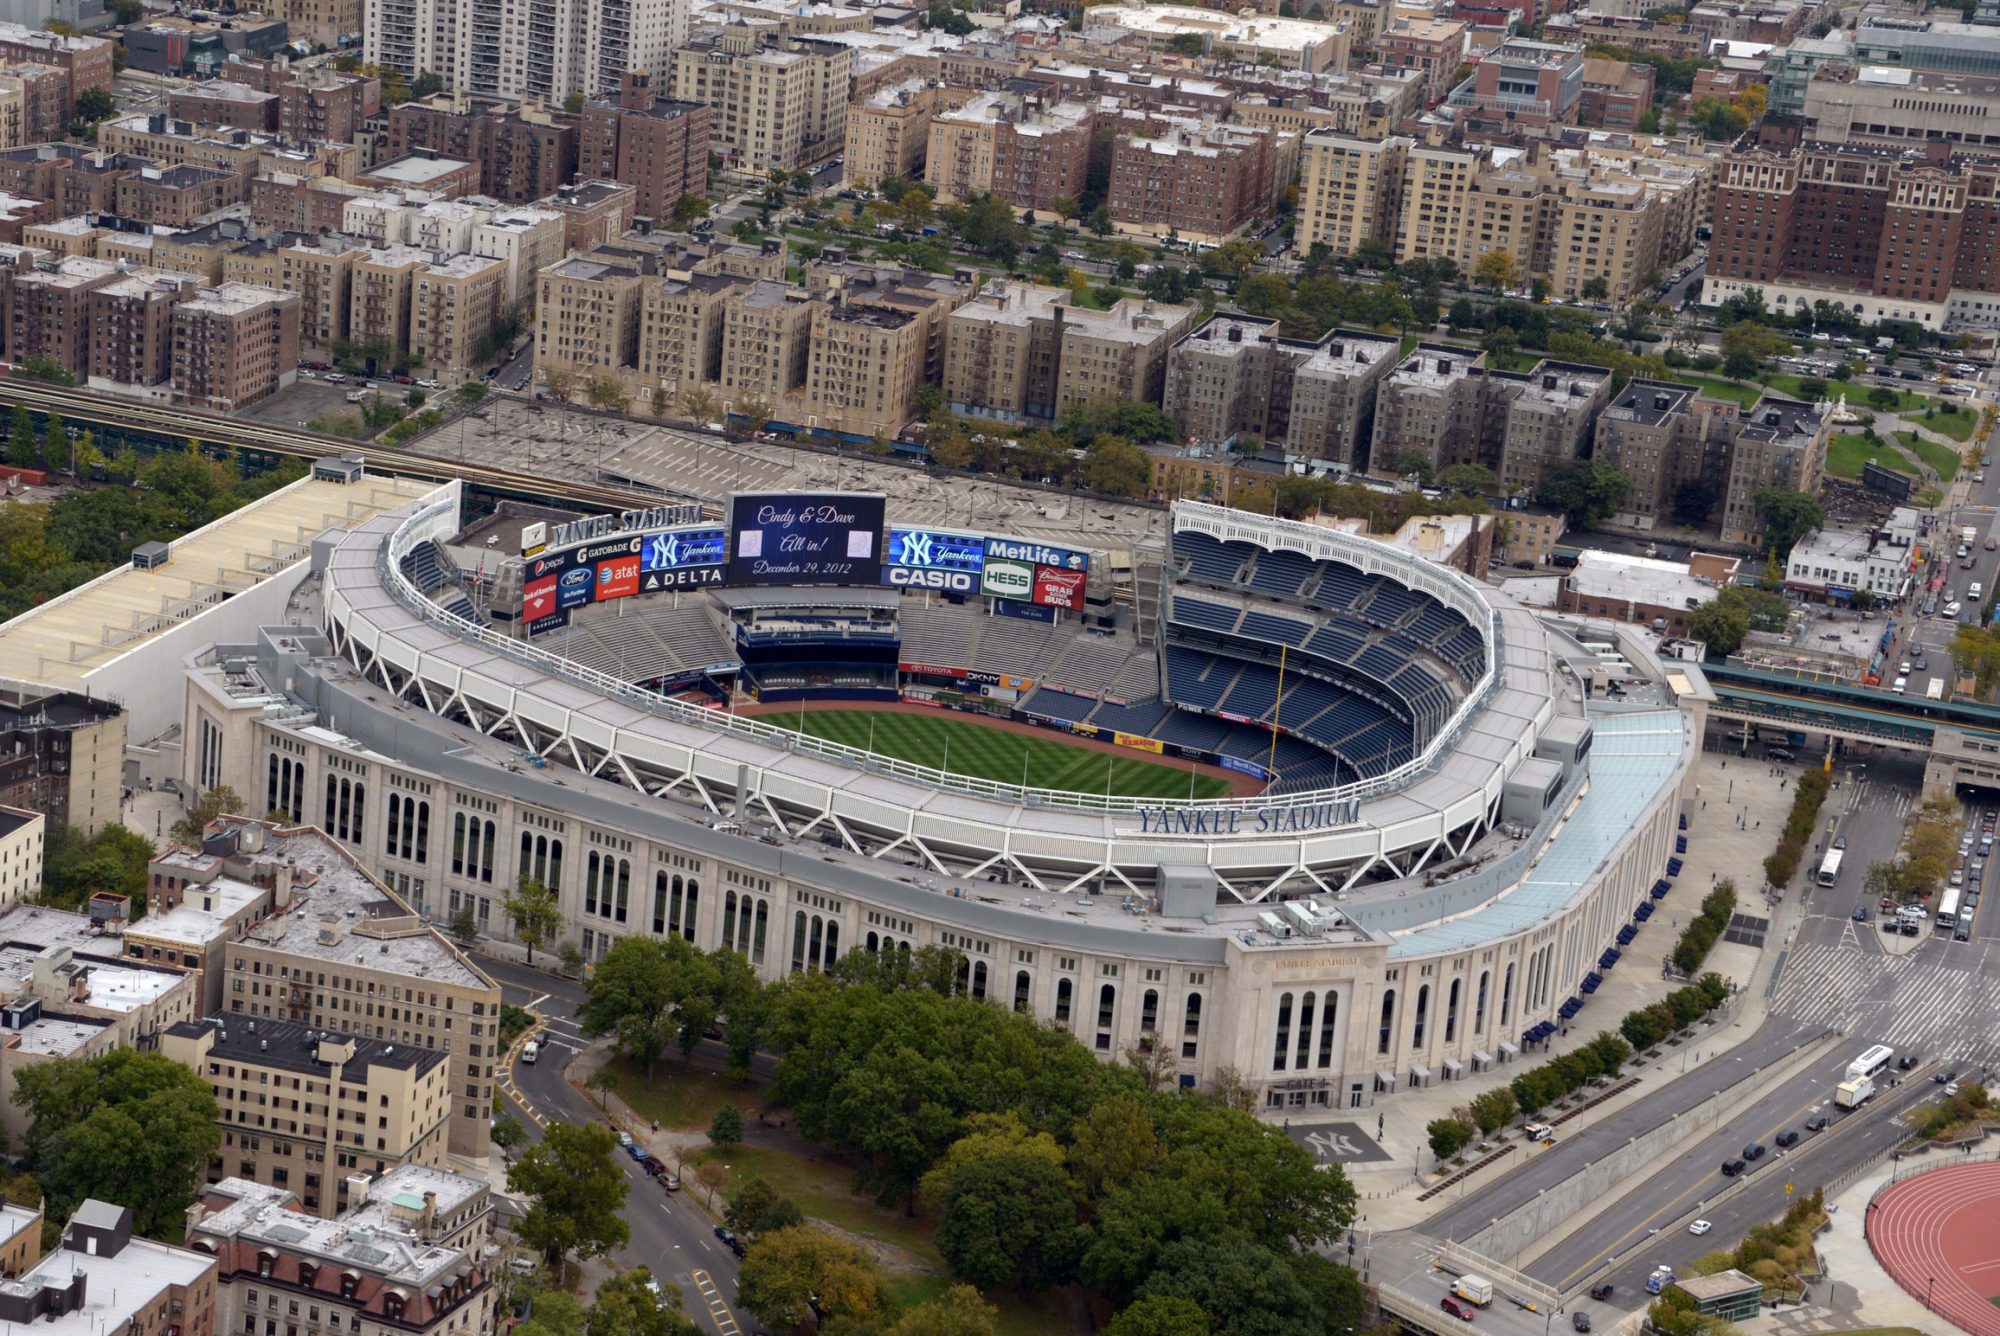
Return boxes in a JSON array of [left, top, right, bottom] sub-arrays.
[[1836, 1075, 1875, 1108], [520, 1040, 539, 1064], [1451, 1277, 1494, 1307]]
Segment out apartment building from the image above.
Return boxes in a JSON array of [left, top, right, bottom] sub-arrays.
[[1288, 331, 1401, 469], [349, 245, 433, 354], [1229, 69, 1426, 143], [1721, 395, 1830, 547], [472, 206, 564, 309], [666, 26, 851, 174], [0, 64, 66, 145], [1296, 131, 1409, 257], [189, 1166, 493, 1336], [845, 79, 943, 190], [389, 92, 580, 203], [0, 78, 24, 153], [1495, 362, 1611, 496], [1448, 36, 1584, 128], [1543, 12, 1707, 59], [165, 1017, 452, 1214], [0, 1201, 215, 1336], [168, 79, 280, 132], [9, 255, 118, 379], [1398, 144, 1479, 266], [579, 73, 711, 224], [1377, 17, 1469, 102], [224, 55, 382, 143], [1460, 166, 1544, 281], [102, 113, 356, 181], [410, 252, 505, 377], [114, 164, 243, 227], [1107, 122, 1281, 243], [139, 819, 501, 1158], [1370, 344, 1489, 477], [639, 269, 742, 399], [1079, 4, 1351, 73], [0, 806, 38, 915], [0, 687, 122, 836], [88, 270, 201, 391], [943, 280, 1194, 425], [926, 90, 1092, 211], [357, 150, 482, 200], [536, 252, 646, 388], [803, 298, 926, 439], [543, 178, 638, 252], [1593, 378, 1715, 524], [170, 283, 300, 412], [249, 0, 362, 48], [1163, 314, 1315, 449], [0, 145, 137, 222], [0, 22, 113, 100], [719, 278, 814, 403], [1704, 130, 2000, 326], [1577, 57, 1655, 131], [365, 0, 689, 104], [279, 236, 367, 349]]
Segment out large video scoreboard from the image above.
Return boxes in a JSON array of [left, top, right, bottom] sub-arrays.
[[518, 491, 1091, 636]]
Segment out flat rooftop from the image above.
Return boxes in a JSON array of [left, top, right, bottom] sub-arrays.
[[194, 1164, 486, 1288], [0, 1229, 212, 1334], [1568, 550, 1721, 608], [0, 472, 430, 693], [168, 1015, 448, 1080], [363, 154, 478, 186]]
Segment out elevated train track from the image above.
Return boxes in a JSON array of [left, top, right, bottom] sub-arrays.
[[0, 377, 708, 518]]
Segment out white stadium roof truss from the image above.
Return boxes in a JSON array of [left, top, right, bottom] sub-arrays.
[[319, 484, 1559, 900]]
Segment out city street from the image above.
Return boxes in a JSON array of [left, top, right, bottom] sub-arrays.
[[477, 954, 764, 1335]]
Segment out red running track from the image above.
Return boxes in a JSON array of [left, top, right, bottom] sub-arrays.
[[1869, 1160, 2000, 1335]]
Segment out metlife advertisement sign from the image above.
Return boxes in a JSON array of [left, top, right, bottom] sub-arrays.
[[882, 527, 986, 593]]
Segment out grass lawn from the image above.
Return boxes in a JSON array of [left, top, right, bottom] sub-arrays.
[[1672, 374, 1763, 408], [700, 1143, 943, 1262], [1922, 406, 1978, 442], [598, 1058, 758, 1131], [772, 708, 1234, 799], [1897, 430, 1961, 481], [1822, 434, 1914, 482], [1850, 385, 1945, 415], [887, 1273, 1078, 1336]]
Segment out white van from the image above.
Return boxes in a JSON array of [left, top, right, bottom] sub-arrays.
[[520, 1040, 539, 1064], [1973, 582, 1985, 602], [1946, 601, 1964, 618], [1893, 676, 1909, 694]]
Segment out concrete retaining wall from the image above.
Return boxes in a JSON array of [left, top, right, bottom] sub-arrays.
[[1458, 1030, 1842, 1264]]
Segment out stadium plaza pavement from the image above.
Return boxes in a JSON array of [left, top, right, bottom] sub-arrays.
[[1344, 751, 1805, 1233]]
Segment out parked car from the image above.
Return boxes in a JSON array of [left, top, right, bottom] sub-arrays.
[[625, 1142, 649, 1163], [1720, 1157, 1746, 1176]]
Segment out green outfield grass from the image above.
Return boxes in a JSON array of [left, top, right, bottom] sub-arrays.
[[770, 708, 1235, 799]]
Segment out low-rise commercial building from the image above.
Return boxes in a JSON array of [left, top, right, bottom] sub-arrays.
[[1081, 4, 1351, 73], [1784, 507, 1921, 603], [1557, 549, 1740, 635]]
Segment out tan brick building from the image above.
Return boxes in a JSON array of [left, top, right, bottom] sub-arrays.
[[803, 299, 926, 438], [114, 164, 244, 228], [926, 90, 1092, 211], [411, 252, 505, 378], [667, 26, 852, 174], [542, 179, 637, 253], [88, 270, 201, 390], [535, 253, 645, 388], [0, 1202, 215, 1335], [943, 281, 1194, 425], [1163, 315, 1400, 468], [719, 278, 814, 404], [9, 255, 118, 379], [0, 63, 69, 145], [389, 93, 581, 204], [0, 22, 113, 101], [349, 246, 428, 354], [845, 79, 942, 190], [165, 1018, 452, 1216], [639, 270, 742, 401], [170, 283, 301, 412], [1296, 130, 1409, 258]]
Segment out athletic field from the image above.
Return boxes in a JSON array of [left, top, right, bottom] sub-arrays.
[[767, 708, 1236, 800]]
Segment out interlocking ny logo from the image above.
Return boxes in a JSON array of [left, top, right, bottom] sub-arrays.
[[897, 531, 937, 567]]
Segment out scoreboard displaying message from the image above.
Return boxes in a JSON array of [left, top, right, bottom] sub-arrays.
[[515, 492, 1091, 635], [725, 492, 886, 587]]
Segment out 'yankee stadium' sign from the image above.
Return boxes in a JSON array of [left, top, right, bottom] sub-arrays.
[[1136, 799, 1360, 836]]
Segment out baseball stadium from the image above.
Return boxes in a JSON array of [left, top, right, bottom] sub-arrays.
[[181, 466, 1703, 1111]]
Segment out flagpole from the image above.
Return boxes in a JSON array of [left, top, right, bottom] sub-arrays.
[[1269, 643, 1286, 776]]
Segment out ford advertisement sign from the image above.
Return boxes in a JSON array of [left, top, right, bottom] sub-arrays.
[[882, 527, 985, 593], [556, 564, 596, 610]]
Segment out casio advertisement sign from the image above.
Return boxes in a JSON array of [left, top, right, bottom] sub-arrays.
[[883, 527, 985, 593]]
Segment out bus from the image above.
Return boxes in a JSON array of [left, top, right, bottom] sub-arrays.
[[1938, 886, 1963, 930], [1847, 1044, 1896, 1082], [1817, 848, 1844, 888]]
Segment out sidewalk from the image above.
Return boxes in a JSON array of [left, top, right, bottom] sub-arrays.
[[1350, 750, 1807, 1231]]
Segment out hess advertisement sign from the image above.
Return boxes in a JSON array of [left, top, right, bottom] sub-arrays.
[[980, 557, 1035, 601]]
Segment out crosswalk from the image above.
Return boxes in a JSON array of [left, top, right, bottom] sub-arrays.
[[1772, 937, 2000, 1070], [690, 1268, 742, 1336]]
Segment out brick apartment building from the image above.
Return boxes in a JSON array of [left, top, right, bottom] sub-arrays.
[[1107, 122, 1281, 242], [0, 21, 113, 101], [927, 89, 1092, 212], [579, 73, 710, 224], [170, 283, 300, 411], [0, 63, 68, 145], [389, 92, 581, 204], [89, 270, 201, 389], [115, 163, 244, 226]]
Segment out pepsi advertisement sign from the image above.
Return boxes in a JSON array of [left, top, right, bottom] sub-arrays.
[[726, 492, 885, 587], [642, 527, 727, 592], [883, 527, 985, 593]]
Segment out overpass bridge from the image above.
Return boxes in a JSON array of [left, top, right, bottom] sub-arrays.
[[1700, 661, 2000, 788]]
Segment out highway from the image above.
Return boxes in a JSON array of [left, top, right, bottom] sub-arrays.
[[479, 954, 764, 1336]]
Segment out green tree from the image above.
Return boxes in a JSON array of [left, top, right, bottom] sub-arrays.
[[1084, 438, 1152, 497], [1720, 321, 1787, 379], [726, 1178, 804, 1237], [1475, 249, 1520, 292], [14, 1050, 220, 1238], [7, 403, 34, 468], [563, 91, 586, 114], [1688, 598, 1751, 657], [932, 1148, 1083, 1292], [504, 876, 562, 964], [1481, 326, 1519, 362], [1753, 488, 1824, 560], [40, 822, 153, 912], [736, 1226, 887, 1331], [1394, 449, 1435, 483], [736, 395, 773, 436], [1672, 475, 1723, 526], [1132, 1238, 1363, 1336], [507, 1123, 631, 1262], [1437, 463, 1498, 495], [1427, 1117, 1475, 1160], [1537, 458, 1633, 527], [884, 1285, 1000, 1336], [171, 784, 245, 847], [709, 1103, 744, 1148], [583, 1269, 701, 1336], [1581, 276, 1611, 301], [1467, 1088, 1516, 1136], [72, 87, 115, 123], [583, 375, 629, 413], [1103, 1296, 1214, 1336]]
